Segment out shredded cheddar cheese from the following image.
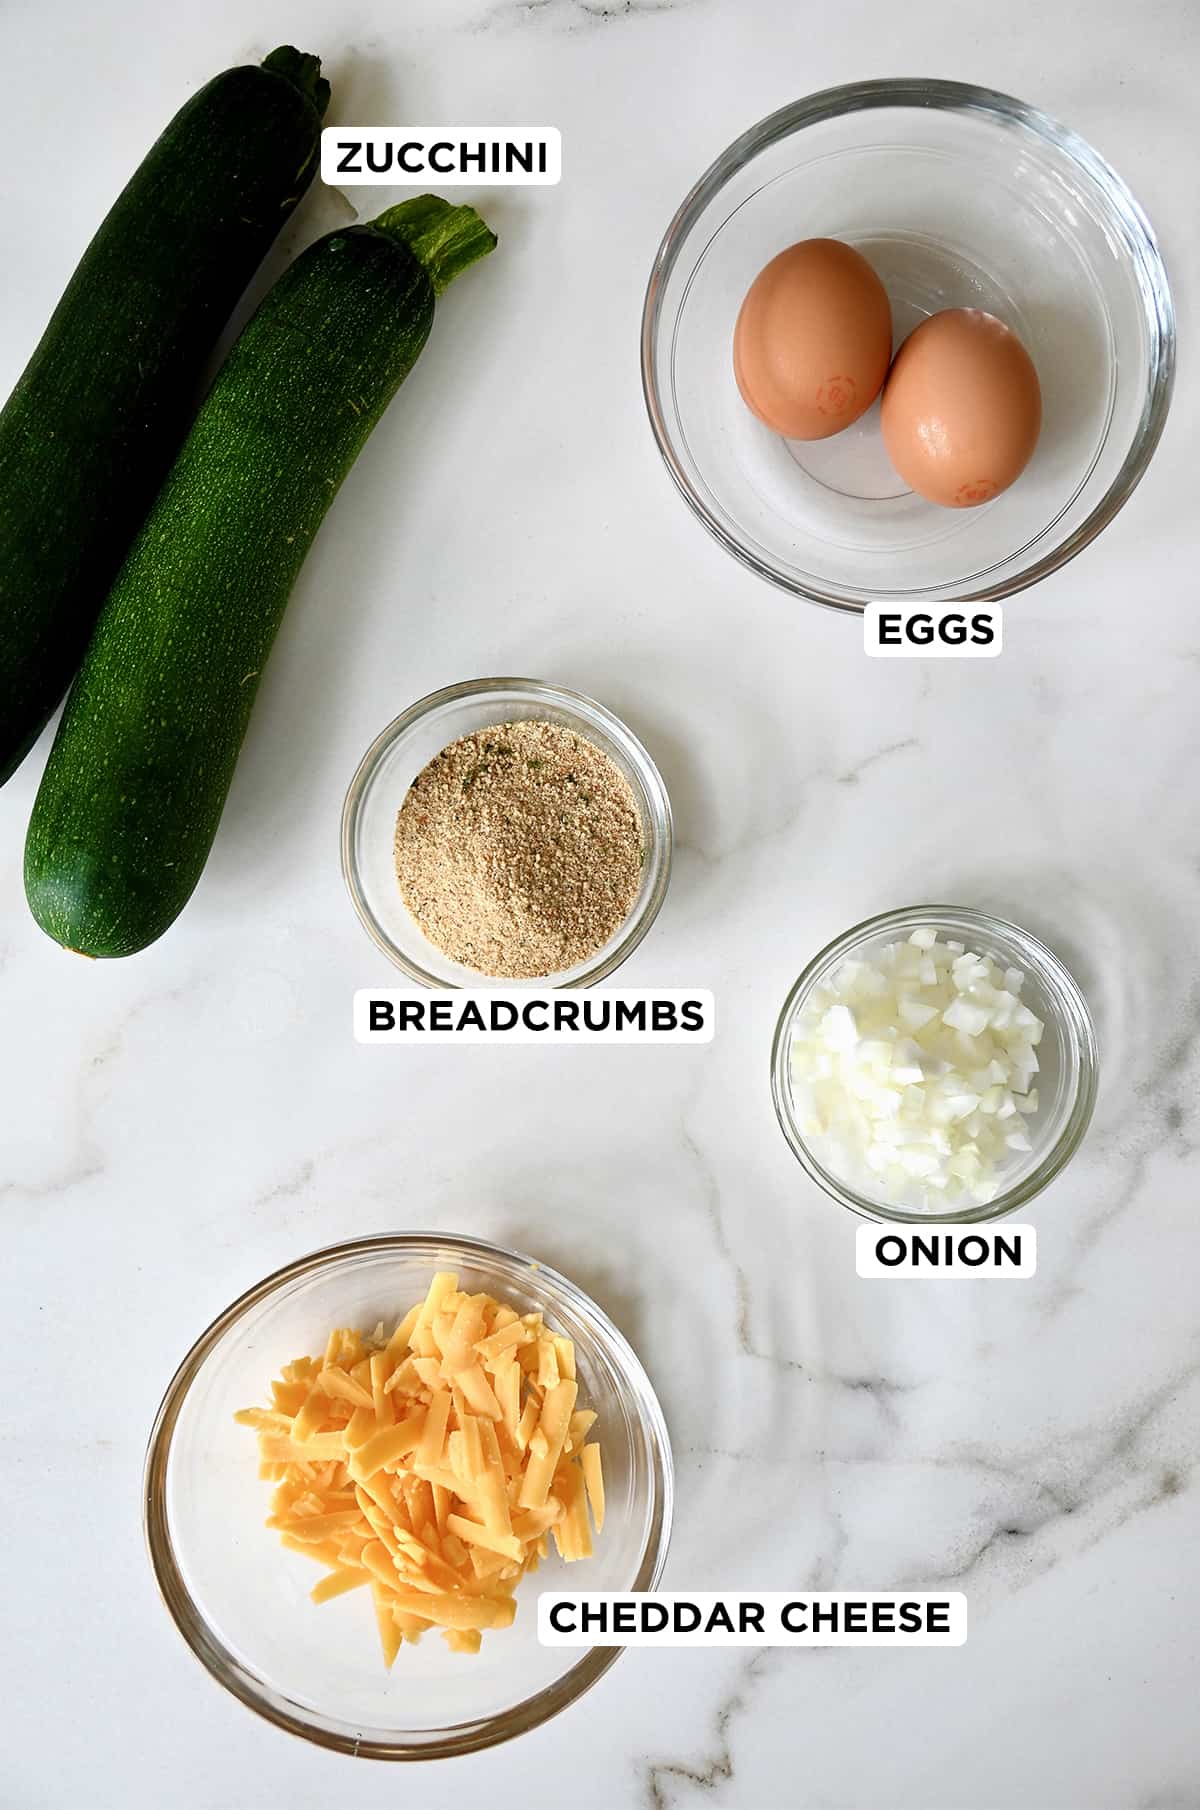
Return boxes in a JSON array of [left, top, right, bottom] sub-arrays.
[[236, 1272, 605, 1663]]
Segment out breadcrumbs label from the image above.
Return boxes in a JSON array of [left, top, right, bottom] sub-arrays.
[[354, 989, 714, 1044], [539, 1592, 967, 1647]]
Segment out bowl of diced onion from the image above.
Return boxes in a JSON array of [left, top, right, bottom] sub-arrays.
[[771, 905, 1098, 1223], [143, 1233, 673, 1759]]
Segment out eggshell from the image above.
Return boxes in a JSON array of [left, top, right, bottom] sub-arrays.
[[733, 239, 893, 440], [881, 308, 1042, 508]]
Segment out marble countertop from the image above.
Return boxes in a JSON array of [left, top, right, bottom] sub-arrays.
[[3, 0, 1198, 1805]]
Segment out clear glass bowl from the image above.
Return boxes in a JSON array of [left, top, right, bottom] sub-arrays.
[[642, 78, 1174, 612], [144, 1232, 674, 1760], [342, 678, 673, 986], [770, 906, 1098, 1223]]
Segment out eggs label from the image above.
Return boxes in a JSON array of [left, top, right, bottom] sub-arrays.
[[354, 988, 714, 1043], [864, 602, 1003, 658], [322, 128, 561, 186], [856, 1225, 1037, 1278], [539, 1592, 967, 1647]]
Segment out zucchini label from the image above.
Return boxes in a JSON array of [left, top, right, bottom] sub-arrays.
[[354, 988, 713, 1043], [323, 128, 561, 186]]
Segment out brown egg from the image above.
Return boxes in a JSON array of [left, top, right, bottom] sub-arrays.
[[733, 239, 893, 440], [881, 309, 1042, 508]]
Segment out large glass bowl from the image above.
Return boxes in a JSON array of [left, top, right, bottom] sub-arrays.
[[642, 79, 1174, 611], [771, 905, 1098, 1223], [144, 1233, 674, 1759], [342, 678, 673, 987]]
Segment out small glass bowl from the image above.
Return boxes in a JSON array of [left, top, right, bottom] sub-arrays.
[[771, 906, 1098, 1224], [144, 1232, 674, 1760], [342, 678, 673, 987], [642, 78, 1174, 612]]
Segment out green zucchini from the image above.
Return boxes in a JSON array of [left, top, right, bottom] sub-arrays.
[[25, 196, 496, 958], [0, 46, 330, 786]]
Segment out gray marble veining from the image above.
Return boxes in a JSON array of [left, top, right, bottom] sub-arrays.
[[2, 0, 1199, 1805]]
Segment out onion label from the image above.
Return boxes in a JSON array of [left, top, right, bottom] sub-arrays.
[[856, 1224, 1037, 1277], [864, 602, 1003, 657]]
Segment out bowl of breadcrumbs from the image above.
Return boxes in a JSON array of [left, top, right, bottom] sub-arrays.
[[342, 679, 672, 986]]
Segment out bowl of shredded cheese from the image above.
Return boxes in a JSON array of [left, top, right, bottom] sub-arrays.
[[144, 1233, 673, 1758], [771, 905, 1097, 1223]]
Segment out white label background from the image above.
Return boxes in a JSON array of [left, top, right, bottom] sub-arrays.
[[322, 127, 561, 186], [856, 1224, 1037, 1278], [354, 988, 714, 1045], [864, 602, 1003, 657], [538, 1592, 967, 1648]]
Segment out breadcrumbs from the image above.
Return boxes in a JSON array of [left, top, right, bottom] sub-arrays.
[[394, 719, 644, 978]]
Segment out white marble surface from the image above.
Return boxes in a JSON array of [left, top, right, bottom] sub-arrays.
[[3, 1, 1199, 1805]]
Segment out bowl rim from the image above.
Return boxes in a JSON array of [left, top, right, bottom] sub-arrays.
[[340, 676, 674, 987], [769, 903, 1099, 1223], [641, 75, 1176, 614], [143, 1230, 675, 1761]]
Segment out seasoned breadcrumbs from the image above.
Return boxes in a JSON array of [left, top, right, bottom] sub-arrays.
[[394, 719, 644, 978]]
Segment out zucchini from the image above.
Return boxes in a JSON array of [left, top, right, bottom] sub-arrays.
[[25, 196, 496, 958], [0, 46, 330, 785]]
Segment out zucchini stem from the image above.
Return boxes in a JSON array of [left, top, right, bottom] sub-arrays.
[[261, 46, 331, 120], [371, 195, 497, 295]]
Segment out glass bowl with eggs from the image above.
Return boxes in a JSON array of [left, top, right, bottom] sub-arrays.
[[641, 78, 1174, 612], [770, 906, 1098, 1224]]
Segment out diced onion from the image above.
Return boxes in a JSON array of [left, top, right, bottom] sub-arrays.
[[790, 928, 1045, 1209]]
